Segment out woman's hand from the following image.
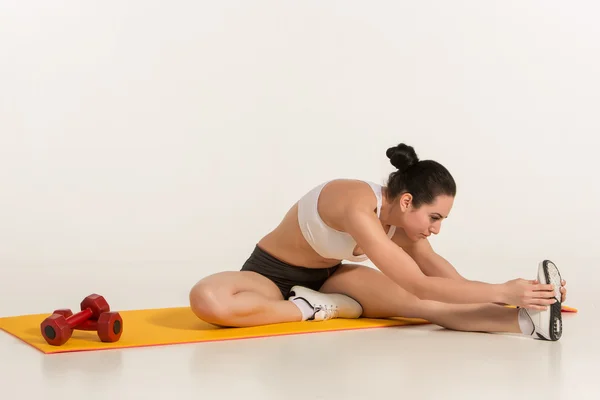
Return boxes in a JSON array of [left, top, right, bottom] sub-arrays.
[[533, 278, 567, 302], [560, 279, 567, 302], [501, 278, 557, 310]]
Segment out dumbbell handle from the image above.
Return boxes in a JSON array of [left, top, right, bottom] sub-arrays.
[[73, 319, 98, 331], [63, 308, 94, 328]]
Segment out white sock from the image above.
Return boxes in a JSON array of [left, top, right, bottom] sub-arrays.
[[290, 297, 315, 321], [518, 308, 535, 335]]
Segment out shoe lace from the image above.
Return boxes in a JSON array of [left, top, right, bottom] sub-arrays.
[[314, 304, 339, 320]]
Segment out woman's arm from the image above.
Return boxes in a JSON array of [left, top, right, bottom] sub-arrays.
[[341, 204, 555, 309], [403, 239, 509, 305], [342, 206, 505, 304], [403, 239, 468, 281]]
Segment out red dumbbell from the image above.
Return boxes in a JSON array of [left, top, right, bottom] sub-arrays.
[[76, 294, 121, 343], [74, 312, 123, 342], [51, 309, 73, 318], [40, 294, 110, 346], [48, 308, 123, 343]]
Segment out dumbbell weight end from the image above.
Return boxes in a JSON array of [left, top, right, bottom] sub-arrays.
[[40, 308, 95, 346], [74, 312, 123, 342]]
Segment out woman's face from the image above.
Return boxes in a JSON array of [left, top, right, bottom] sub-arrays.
[[393, 193, 454, 241]]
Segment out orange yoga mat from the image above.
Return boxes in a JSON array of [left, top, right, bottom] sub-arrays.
[[0, 306, 431, 354], [561, 305, 578, 313], [0, 304, 577, 355]]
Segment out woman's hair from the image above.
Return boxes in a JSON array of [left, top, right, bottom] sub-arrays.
[[385, 143, 456, 208]]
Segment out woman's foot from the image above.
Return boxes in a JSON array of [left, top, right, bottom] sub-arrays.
[[288, 286, 364, 321], [518, 260, 563, 341]]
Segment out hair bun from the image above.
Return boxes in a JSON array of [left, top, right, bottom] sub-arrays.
[[386, 143, 419, 171]]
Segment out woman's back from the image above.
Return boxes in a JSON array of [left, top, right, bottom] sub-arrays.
[[257, 179, 396, 268]]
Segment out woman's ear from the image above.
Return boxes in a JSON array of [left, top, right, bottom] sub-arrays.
[[399, 193, 413, 211]]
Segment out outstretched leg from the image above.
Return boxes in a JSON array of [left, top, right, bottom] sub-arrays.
[[319, 264, 523, 334]]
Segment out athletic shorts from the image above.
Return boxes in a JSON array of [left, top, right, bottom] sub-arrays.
[[240, 245, 341, 299]]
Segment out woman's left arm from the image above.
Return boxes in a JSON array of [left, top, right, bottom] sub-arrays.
[[403, 239, 513, 305], [402, 239, 467, 281], [403, 239, 568, 303]]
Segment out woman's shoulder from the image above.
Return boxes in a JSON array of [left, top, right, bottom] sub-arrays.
[[318, 179, 381, 211], [320, 178, 382, 190], [308, 179, 380, 232]]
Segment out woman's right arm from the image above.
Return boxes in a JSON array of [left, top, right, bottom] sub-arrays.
[[342, 206, 556, 309]]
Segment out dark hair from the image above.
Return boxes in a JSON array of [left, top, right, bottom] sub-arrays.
[[385, 143, 456, 208]]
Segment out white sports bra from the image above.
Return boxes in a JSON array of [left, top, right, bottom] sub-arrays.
[[297, 180, 396, 262]]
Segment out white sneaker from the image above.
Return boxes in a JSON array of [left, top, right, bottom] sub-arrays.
[[523, 260, 563, 341], [288, 286, 363, 321]]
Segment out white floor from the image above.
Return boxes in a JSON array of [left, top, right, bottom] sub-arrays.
[[1, 271, 598, 400]]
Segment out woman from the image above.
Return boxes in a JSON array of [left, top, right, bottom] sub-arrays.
[[189, 143, 567, 341]]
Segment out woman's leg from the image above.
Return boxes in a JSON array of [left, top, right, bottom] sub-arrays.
[[189, 271, 303, 327], [319, 264, 522, 334]]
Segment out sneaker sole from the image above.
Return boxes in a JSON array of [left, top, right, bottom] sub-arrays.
[[539, 260, 562, 341]]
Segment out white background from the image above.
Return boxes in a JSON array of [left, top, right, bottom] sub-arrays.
[[1, 0, 599, 317]]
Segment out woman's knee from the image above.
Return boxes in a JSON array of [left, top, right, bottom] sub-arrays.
[[189, 277, 233, 324]]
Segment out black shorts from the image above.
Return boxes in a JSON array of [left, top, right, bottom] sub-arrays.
[[240, 245, 341, 299]]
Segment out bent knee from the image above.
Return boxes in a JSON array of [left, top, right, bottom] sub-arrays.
[[189, 281, 233, 325]]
